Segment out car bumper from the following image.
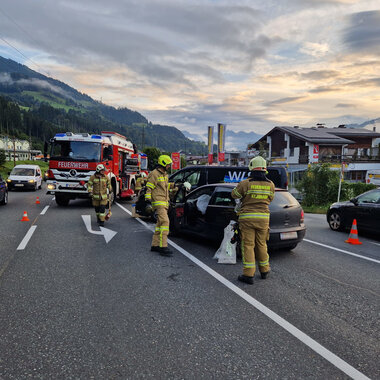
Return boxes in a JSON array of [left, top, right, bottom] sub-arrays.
[[8, 182, 36, 190]]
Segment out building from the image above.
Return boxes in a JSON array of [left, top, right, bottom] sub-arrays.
[[250, 125, 380, 185], [0, 136, 41, 161]]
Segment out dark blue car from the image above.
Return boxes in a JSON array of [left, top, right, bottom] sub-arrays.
[[0, 175, 8, 205]]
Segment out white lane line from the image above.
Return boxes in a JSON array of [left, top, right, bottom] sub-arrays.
[[116, 202, 369, 380], [304, 239, 380, 264], [40, 205, 49, 215], [369, 241, 380, 247], [17, 225, 37, 250]]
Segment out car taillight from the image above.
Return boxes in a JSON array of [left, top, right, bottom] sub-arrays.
[[300, 209, 304, 224], [47, 170, 55, 179]]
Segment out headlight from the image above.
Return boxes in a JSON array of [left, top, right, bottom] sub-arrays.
[[28, 179, 35, 183], [6, 179, 11, 183], [47, 184, 56, 190]]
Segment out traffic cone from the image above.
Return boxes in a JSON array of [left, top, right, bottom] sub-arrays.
[[345, 219, 362, 245], [35, 197, 40, 204], [21, 211, 30, 222]]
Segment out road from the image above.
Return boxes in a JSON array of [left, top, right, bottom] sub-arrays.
[[0, 185, 379, 379]]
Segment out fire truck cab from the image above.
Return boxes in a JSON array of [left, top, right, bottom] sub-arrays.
[[46, 131, 145, 206]]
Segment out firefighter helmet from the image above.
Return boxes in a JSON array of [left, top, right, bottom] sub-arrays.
[[96, 164, 105, 172], [141, 172, 147, 177], [248, 156, 267, 171], [158, 155, 172, 167]]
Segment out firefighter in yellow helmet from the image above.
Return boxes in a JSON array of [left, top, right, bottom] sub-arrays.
[[145, 155, 174, 256], [87, 164, 113, 227], [135, 171, 147, 194], [231, 156, 275, 284]]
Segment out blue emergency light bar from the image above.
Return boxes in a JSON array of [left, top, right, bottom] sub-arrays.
[[91, 135, 102, 139], [55, 133, 66, 137]]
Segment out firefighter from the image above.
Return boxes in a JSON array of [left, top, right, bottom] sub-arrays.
[[87, 164, 113, 227], [144, 155, 175, 256], [231, 156, 275, 284], [135, 172, 147, 194]]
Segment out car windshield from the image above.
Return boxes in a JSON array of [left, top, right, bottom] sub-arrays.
[[51, 141, 101, 161], [357, 190, 380, 204], [270, 191, 299, 210], [11, 168, 35, 176]]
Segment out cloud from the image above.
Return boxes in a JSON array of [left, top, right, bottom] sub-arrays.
[[343, 10, 380, 55], [335, 103, 356, 108], [264, 96, 306, 107], [299, 42, 329, 57], [300, 70, 340, 80]]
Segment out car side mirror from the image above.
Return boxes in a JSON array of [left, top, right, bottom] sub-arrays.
[[8, 171, 10, 175], [350, 198, 358, 205]]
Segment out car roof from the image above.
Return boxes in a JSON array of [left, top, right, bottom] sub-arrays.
[[194, 183, 284, 192]]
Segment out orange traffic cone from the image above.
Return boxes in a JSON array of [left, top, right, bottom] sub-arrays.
[[35, 197, 40, 204], [345, 219, 362, 245], [21, 211, 30, 222]]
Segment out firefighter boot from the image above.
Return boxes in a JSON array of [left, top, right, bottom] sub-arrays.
[[238, 275, 254, 285], [261, 271, 270, 279], [158, 247, 173, 257], [151, 246, 160, 252], [99, 221, 105, 227]]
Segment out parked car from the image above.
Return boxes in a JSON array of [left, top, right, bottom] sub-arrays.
[[169, 183, 306, 251], [327, 188, 380, 234], [0, 175, 8, 205], [169, 165, 288, 190], [6, 164, 43, 191]]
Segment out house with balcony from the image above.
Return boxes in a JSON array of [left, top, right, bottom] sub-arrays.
[[250, 125, 380, 184]]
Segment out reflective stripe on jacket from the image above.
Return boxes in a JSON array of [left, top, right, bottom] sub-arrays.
[[135, 177, 146, 191], [88, 173, 112, 201]]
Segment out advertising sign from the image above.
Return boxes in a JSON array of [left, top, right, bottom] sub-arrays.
[[208, 153, 213, 164], [218, 152, 225, 162], [171, 152, 181, 170], [217, 123, 226, 153], [312, 144, 319, 162], [207, 126, 214, 154]]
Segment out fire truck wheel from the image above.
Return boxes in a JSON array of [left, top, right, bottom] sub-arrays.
[[55, 193, 70, 206]]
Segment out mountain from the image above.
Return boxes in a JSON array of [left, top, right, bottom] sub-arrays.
[[0, 56, 206, 154], [183, 129, 262, 151], [344, 118, 380, 131]]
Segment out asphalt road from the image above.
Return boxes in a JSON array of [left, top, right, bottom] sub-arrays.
[[0, 185, 379, 379]]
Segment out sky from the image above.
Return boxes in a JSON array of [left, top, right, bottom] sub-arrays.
[[0, 0, 379, 139]]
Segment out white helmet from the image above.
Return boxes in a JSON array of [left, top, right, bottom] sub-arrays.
[[96, 164, 105, 172], [141, 172, 147, 178]]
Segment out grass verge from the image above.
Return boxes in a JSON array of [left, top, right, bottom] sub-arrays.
[[0, 160, 49, 179]]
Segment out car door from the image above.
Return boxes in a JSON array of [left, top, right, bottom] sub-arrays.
[[182, 186, 215, 236], [0, 175, 5, 201], [36, 167, 42, 187], [354, 190, 380, 233], [206, 186, 237, 239]]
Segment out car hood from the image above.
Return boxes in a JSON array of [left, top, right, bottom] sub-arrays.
[[329, 200, 353, 208]]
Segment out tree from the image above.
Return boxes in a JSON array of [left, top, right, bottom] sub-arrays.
[[0, 149, 6, 166], [144, 146, 161, 170]]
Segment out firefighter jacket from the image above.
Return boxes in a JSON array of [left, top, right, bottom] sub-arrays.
[[135, 176, 146, 191], [145, 166, 173, 208], [231, 176, 275, 221], [87, 173, 112, 201]]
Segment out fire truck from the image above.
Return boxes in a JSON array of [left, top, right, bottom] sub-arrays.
[[46, 131, 148, 206]]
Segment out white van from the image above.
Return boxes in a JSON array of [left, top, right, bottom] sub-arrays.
[[365, 169, 380, 186], [7, 164, 43, 191]]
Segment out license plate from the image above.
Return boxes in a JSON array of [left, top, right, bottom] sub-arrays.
[[15, 184, 24, 187], [280, 231, 298, 240], [65, 184, 77, 188]]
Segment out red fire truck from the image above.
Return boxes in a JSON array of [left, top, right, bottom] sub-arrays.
[[46, 131, 147, 206]]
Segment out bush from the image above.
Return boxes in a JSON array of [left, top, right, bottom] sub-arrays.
[[0, 150, 5, 166], [296, 163, 378, 207]]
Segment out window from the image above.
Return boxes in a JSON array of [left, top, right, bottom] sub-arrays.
[[186, 186, 215, 201], [210, 187, 235, 206], [184, 170, 201, 186], [357, 190, 380, 204]]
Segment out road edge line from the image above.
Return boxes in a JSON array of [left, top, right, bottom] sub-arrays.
[[17, 225, 37, 250], [116, 202, 370, 380], [304, 239, 380, 264]]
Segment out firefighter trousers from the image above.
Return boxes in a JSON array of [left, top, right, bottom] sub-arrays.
[[92, 199, 108, 222], [152, 207, 170, 248], [239, 219, 270, 277]]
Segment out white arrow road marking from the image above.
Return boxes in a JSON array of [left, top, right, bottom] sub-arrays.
[[40, 206, 49, 215], [81, 215, 117, 243]]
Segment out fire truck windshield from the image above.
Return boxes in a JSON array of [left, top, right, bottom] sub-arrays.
[[51, 141, 101, 161]]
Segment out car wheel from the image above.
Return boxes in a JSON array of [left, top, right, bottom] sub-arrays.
[[328, 211, 344, 231], [34, 183, 37, 191], [0, 191, 8, 205]]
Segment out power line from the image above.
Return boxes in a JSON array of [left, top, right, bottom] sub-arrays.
[[0, 7, 51, 76]]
